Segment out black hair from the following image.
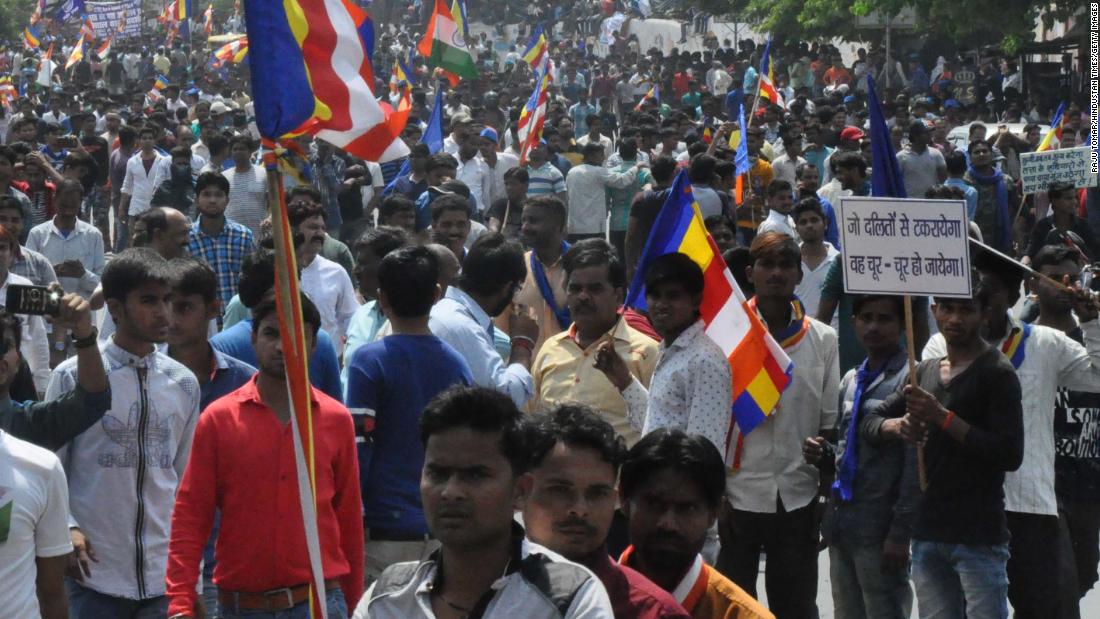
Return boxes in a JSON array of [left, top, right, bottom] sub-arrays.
[[430, 194, 471, 223], [102, 248, 172, 302], [503, 166, 530, 184], [378, 195, 416, 223], [1032, 244, 1080, 272], [238, 249, 278, 309], [794, 162, 818, 180], [118, 125, 137, 148], [0, 145, 15, 165], [287, 193, 326, 227], [581, 142, 605, 159], [170, 257, 219, 304], [378, 245, 439, 318], [973, 249, 1025, 296], [563, 238, 627, 290], [924, 185, 965, 200], [426, 153, 459, 172], [619, 428, 726, 509], [688, 154, 718, 184], [644, 252, 704, 297], [945, 150, 968, 176], [851, 294, 905, 319], [618, 137, 639, 161], [767, 179, 794, 197], [420, 386, 532, 474], [832, 151, 867, 174], [749, 231, 802, 266], [0, 196, 23, 217], [967, 139, 991, 155], [524, 195, 567, 229], [1048, 181, 1076, 202], [650, 155, 678, 185], [793, 196, 824, 221], [194, 171, 230, 196], [251, 290, 321, 337], [229, 133, 254, 151], [456, 233, 526, 297], [528, 404, 627, 473]]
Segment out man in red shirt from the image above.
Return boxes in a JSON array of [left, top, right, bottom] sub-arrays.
[[522, 404, 691, 618], [164, 292, 364, 618]]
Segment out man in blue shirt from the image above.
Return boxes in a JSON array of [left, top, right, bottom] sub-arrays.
[[164, 257, 256, 613], [210, 248, 344, 401], [346, 245, 472, 584]]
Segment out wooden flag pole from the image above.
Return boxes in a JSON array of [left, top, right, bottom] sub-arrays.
[[904, 295, 928, 491]]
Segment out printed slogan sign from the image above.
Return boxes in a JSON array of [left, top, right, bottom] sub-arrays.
[[839, 197, 972, 298], [1019, 147, 1098, 195]]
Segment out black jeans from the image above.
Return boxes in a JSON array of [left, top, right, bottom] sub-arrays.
[[1006, 511, 1061, 619], [1059, 496, 1100, 619], [716, 498, 819, 619]]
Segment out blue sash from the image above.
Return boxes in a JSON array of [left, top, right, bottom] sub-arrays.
[[531, 241, 571, 329]]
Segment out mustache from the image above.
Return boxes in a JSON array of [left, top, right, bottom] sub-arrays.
[[643, 530, 690, 548], [555, 517, 597, 534]]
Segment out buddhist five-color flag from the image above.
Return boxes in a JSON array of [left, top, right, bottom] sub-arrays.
[[37, 42, 54, 87], [24, 26, 41, 50], [65, 33, 86, 70], [418, 0, 478, 87], [244, 0, 409, 163], [625, 170, 794, 462], [634, 84, 659, 111], [1037, 101, 1065, 152], [80, 13, 95, 39], [523, 25, 550, 74], [758, 36, 784, 109], [211, 37, 248, 68], [517, 69, 551, 165], [177, 0, 190, 21], [0, 76, 17, 111]]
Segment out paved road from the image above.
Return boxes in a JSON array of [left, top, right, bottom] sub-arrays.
[[753, 552, 1100, 617]]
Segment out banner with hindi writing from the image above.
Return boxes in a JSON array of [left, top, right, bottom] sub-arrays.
[[87, 0, 141, 39], [839, 197, 972, 298], [1019, 146, 1099, 195]]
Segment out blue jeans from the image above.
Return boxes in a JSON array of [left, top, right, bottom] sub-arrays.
[[911, 541, 1009, 619], [829, 540, 912, 619], [219, 588, 348, 619], [66, 579, 168, 619]]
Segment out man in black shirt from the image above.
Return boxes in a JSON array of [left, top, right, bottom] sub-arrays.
[[863, 278, 1023, 619]]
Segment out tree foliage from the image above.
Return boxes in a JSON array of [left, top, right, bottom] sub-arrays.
[[703, 0, 1081, 54]]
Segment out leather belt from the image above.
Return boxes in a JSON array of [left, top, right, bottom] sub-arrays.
[[218, 579, 341, 612]]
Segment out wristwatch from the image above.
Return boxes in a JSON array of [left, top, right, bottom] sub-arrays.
[[73, 327, 99, 349]]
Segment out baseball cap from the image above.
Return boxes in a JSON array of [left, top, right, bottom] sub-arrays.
[[479, 127, 499, 142], [840, 126, 865, 142]]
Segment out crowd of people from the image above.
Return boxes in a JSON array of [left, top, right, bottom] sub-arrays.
[[0, 4, 1097, 619]]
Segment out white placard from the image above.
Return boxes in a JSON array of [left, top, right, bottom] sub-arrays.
[[1019, 147, 1099, 195], [839, 197, 973, 298]]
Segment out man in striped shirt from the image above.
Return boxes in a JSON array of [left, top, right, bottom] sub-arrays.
[[187, 172, 255, 309], [525, 142, 568, 203]]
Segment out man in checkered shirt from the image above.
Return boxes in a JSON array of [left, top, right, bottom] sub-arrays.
[[187, 172, 255, 313]]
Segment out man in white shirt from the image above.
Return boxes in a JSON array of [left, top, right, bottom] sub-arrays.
[[706, 61, 733, 96], [575, 115, 614, 160], [0, 429, 72, 619], [288, 187, 359, 356], [565, 143, 643, 241], [596, 252, 733, 455], [921, 254, 1100, 619], [222, 134, 268, 240], [792, 198, 840, 327], [757, 179, 798, 239], [26, 179, 105, 301], [771, 133, 808, 187], [119, 126, 169, 248], [718, 232, 838, 619], [454, 132, 493, 215], [478, 128, 518, 207]]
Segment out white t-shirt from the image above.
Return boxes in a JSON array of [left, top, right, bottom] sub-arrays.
[[0, 430, 73, 618]]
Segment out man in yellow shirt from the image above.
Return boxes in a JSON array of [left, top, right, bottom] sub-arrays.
[[530, 239, 657, 445]]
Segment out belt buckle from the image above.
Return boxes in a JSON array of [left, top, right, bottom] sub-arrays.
[[263, 586, 296, 611]]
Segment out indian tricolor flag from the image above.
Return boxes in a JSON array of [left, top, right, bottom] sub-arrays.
[[625, 170, 794, 466], [418, 0, 478, 87]]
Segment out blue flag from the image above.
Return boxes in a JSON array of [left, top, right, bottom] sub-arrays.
[[382, 89, 445, 195], [53, 0, 85, 23], [734, 98, 750, 176], [867, 75, 907, 199]]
